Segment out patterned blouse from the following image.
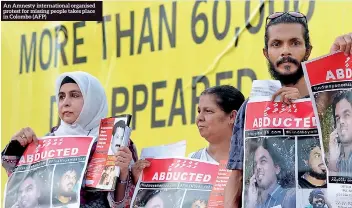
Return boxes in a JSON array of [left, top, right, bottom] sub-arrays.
[[2, 128, 139, 208]]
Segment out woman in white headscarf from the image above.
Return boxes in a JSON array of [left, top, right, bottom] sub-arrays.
[[2, 71, 138, 208]]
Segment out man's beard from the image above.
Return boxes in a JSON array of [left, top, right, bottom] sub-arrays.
[[60, 190, 76, 198], [309, 168, 327, 180], [312, 198, 326, 208], [268, 56, 304, 85], [59, 185, 76, 198]]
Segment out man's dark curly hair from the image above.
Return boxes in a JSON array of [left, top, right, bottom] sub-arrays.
[[309, 189, 324, 205]]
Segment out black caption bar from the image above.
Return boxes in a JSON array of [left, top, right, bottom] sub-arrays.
[[1, 1, 102, 21], [329, 176, 352, 184], [312, 81, 352, 93]]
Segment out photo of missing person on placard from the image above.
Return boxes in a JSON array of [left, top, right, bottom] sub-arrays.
[[244, 137, 296, 208], [4, 166, 54, 208], [132, 189, 184, 208], [181, 190, 211, 208], [297, 189, 331, 208], [297, 136, 327, 189], [315, 90, 352, 177], [108, 119, 126, 155], [97, 166, 116, 189], [329, 90, 352, 177], [52, 163, 84, 207]]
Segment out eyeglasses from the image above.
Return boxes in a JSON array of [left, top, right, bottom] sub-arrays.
[[266, 12, 307, 26]]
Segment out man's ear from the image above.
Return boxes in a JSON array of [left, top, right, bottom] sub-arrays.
[[304, 46, 313, 61], [263, 48, 269, 60]]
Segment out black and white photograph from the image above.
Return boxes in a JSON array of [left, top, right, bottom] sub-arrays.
[[4, 166, 54, 208], [52, 163, 85, 207]]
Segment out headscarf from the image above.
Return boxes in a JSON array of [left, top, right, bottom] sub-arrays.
[[53, 71, 108, 138]]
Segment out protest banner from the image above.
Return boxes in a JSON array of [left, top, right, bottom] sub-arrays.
[[242, 97, 331, 208], [2, 0, 352, 196], [131, 158, 221, 208], [303, 52, 352, 208], [3, 136, 94, 208], [85, 115, 132, 191]]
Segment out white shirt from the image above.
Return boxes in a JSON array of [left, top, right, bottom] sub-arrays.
[[188, 148, 219, 164]]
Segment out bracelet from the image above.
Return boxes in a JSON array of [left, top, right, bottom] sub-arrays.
[[118, 178, 128, 184]]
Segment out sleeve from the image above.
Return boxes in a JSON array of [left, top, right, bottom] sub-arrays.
[[227, 100, 248, 170], [107, 139, 138, 208], [188, 149, 204, 160], [1, 140, 26, 176], [107, 171, 135, 208], [2, 131, 55, 176], [187, 152, 194, 158]]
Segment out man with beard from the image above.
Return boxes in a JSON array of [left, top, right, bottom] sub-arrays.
[[305, 189, 331, 208], [329, 91, 352, 177], [246, 141, 295, 208], [52, 164, 81, 207], [10, 172, 41, 208], [298, 137, 327, 188], [224, 11, 352, 208]]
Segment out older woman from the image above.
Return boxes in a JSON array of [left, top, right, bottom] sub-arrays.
[[2, 71, 138, 208], [189, 85, 245, 163], [131, 85, 245, 180]]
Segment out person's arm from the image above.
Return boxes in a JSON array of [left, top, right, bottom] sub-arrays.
[[107, 170, 134, 208], [107, 141, 138, 208], [3, 127, 43, 175], [329, 33, 352, 56], [225, 170, 243, 208], [2, 140, 27, 175], [114, 168, 130, 202], [224, 100, 247, 208]]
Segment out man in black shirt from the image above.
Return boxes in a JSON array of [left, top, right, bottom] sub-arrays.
[[298, 137, 327, 188], [52, 164, 80, 207]]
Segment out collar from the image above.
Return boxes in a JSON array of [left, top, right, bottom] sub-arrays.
[[266, 183, 283, 201]]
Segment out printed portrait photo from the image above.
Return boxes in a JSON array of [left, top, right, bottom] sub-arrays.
[[4, 166, 54, 208], [181, 190, 211, 208], [297, 189, 331, 208], [314, 90, 352, 177], [132, 189, 184, 208], [297, 136, 327, 189], [108, 119, 126, 155], [244, 137, 296, 208], [52, 163, 84, 207]]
